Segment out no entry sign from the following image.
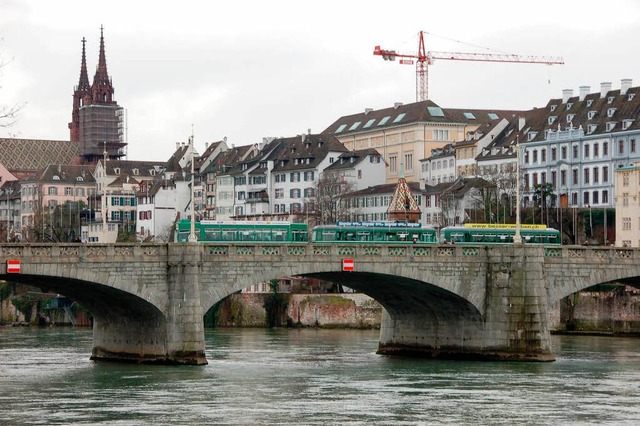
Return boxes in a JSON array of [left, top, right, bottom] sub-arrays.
[[7, 259, 21, 274], [342, 258, 354, 272]]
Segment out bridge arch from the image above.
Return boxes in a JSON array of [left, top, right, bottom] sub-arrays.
[[199, 258, 487, 359], [544, 247, 640, 305], [1, 272, 170, 362]]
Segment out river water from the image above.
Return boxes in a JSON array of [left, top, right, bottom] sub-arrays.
[[1, 327, 639, 425]]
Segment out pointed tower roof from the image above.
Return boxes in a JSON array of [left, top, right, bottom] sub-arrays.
[[91, 25, 115, 104], [386, 170, 421, 223], [76, 37, 91, 92]]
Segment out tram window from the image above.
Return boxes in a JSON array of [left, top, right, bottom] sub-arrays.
[[274, 231, 285, 241], [398, 233, 408, 241], [357, 232, 370, 241], [472, 233, 483, 242]]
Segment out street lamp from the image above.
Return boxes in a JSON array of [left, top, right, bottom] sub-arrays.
[[188, 134, 197, 243], [5, 188, 12, 242], [513, 136, 522, 244]]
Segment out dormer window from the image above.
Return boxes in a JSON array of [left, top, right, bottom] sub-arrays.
[[628, 93, 636, 101], [548, 116, 557, 125], [623, 119, 634, 130], [260, 161, 267, 168], [294, 159, 298, 165], [528, 131, 537, 141], [606, 122, 616, 132], [566, 102, 573, 110], [76, 177, 84, 182], [241, 163, 248, 170], [607, 96, 615, 104], [132, 168, 139, 175], [607, 108, 616, 117], [588, 124, 597, 134], [335, 124, 347, 133], [348, 121, 361, 131], [566, 114, 575, 123], [588, 111, 596, 119], [53, 175, 60, 180], [586, 99, 593, 107], [113, 168, 120, 175], [306, 158, 310, 164], [550, 105, 557, 112]]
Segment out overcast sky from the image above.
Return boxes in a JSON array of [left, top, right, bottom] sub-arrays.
[[2, 0, 640, 161]]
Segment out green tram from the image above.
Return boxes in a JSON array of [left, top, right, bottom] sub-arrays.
[[440, 224, 561, 245], [175, 220, 309, 243], [312, 221, 438, 244]]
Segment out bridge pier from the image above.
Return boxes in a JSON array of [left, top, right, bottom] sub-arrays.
[[90, 244, 207, 365], [165, 244, 207, 365], [377, 246, 555, 362]]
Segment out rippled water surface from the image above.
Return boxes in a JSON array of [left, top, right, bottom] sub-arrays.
[[1, 327, 640, 425]]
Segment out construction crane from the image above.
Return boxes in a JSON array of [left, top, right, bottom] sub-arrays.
[[373, 31, 564, 102]]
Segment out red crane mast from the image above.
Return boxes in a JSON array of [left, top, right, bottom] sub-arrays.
[[373, 31, 564, 102]]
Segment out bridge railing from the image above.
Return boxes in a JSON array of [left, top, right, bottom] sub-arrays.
[[0, 243, 168, 263], [543, 245, 637, 263]]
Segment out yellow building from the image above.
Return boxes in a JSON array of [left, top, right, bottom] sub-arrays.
[[324, 100, 517, 184], [614, 164, 640, 247]]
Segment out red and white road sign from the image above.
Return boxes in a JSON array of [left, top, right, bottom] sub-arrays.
[[7, 259, 21, 274], [342, 258, 354, 272]]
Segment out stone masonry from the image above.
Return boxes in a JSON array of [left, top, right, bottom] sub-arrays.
[[0, 243, 638, 364]]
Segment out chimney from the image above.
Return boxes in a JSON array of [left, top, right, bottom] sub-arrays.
[[579, 86, 590, 101], [518, 117, 526, 131], [562, 89, 573, 103], [394, 102, 403, 109], [601, 82, 612, 98], [621, 78, 633, 95], [205, 142, 209, 149], [364, 108, 373, 115], [176, 142, 180, 150]]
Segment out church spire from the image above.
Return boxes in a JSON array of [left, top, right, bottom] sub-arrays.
[[69, 36, 92, 142], [78, 37, 91, 92], [91, 25, 115, 104]]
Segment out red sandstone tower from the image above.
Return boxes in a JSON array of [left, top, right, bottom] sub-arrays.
[[69, 27, 126, 163]]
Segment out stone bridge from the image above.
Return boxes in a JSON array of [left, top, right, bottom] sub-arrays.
[[1, 243, 638, 365]]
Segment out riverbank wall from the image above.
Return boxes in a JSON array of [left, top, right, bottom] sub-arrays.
[[210, 293, 382, 328], [549, 286, 640, 335]]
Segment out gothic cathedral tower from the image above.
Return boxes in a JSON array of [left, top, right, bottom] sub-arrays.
[[69, 27, 126, 163]]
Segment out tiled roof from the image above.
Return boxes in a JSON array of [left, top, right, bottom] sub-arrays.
[[105, 160, 166, 177], [37, 164, 96, 184], [271, 134, 348, 172], [108, 173, 140, 187], [387, 177, 421, 215], [0, 138, 79, 172], [324, 100, 519, 135], [324, 148, 383, 171], [344, 182, 422, 197]]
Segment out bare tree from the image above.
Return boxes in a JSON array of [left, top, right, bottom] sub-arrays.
[[479, 162, 517, 223], [309, 171, 355, 225], [0, 40, 24, 128]]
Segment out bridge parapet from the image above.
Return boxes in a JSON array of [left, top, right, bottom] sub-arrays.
[[0, 243, 168, 267], [543, 246, 637, 262]]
